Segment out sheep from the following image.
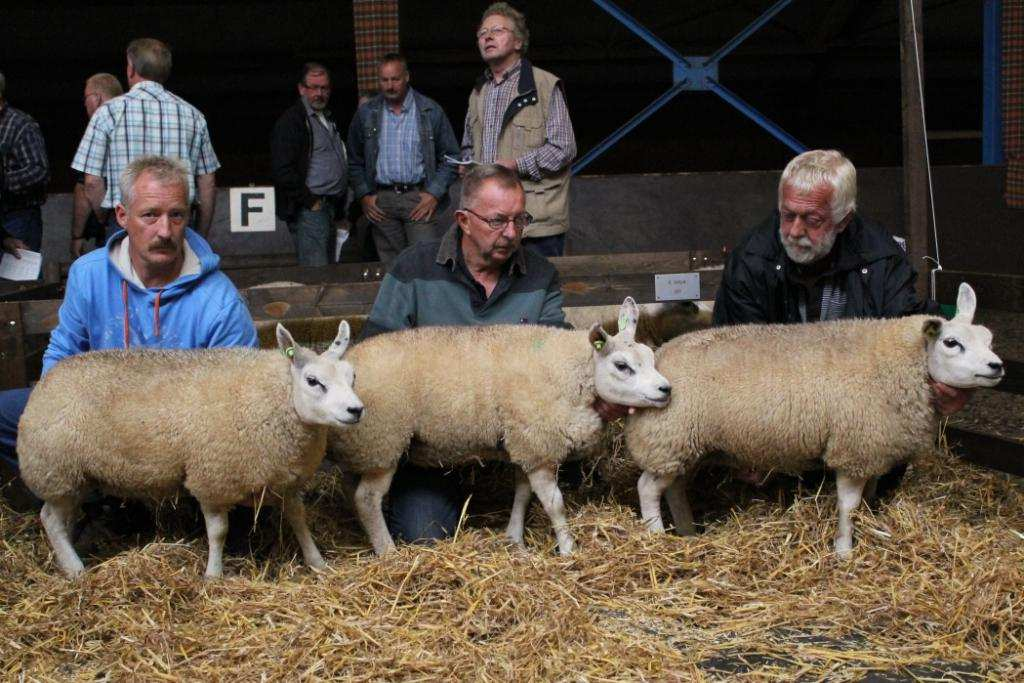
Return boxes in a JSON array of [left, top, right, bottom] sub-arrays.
[[624, 283, 1004, 559], [328, 297, 672, 556], [17, 321, 364, 579]]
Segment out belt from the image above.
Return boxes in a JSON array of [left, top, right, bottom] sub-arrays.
[[376, 182, 423, 194]]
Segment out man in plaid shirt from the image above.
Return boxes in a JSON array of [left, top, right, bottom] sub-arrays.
[[71, 38, 220, 238], [0, 70, 50, 252]]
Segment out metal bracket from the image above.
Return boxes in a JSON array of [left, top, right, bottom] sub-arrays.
[[573, 0, 807, 174]]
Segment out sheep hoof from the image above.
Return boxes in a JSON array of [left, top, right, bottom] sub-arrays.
[[834, 539, 853, 560], [308, 558, 328, 572]]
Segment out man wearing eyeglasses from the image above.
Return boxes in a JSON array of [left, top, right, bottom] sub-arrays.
[[271, 62, 349, 266], [71, 73, 123, 258], [461, 2, 577, 257], [360, 163, 568, 542]]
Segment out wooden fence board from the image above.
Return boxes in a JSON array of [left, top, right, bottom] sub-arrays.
[[947, 427, 1024, 477], [936, 271, 1024, 313]]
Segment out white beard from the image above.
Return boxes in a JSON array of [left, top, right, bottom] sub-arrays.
[[780, 227, 838, 265]]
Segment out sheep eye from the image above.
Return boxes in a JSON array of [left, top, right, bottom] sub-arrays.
[[306, 376, 326, 392], [614, 361, 634, 375], [942, 338, 963, 350]]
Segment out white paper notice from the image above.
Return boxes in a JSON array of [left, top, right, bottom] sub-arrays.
[[0, 249, 43, 281], [444, 154, 479, 166]]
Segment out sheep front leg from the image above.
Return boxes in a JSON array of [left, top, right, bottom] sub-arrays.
[[834, 472, 868, 560], [525, 466, 574, 555], [354, 468, 397, 556], [505, 466, 532, 547], [282, 492, 327, 571], [638, 470, 676, 533], [663, 475, 696, 535], [40, 498, 85, 578], [200, 503, 229, 579]]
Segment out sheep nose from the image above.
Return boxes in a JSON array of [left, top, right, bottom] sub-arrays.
[[988, 361, 1004, 373], [348, 406, 364, 419], [659, 384, 671, 396]]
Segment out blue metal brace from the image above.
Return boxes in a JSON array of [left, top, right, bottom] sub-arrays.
[[573, 0, 806, 174]]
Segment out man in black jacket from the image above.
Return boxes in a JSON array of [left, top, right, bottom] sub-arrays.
[[271, 62, 348, 266]]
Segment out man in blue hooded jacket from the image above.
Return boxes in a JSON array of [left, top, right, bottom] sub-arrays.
[[0, 155, 257, 502]]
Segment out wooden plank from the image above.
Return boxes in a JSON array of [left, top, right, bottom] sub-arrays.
[[935, 270, 1024, 313], [228, 263, 387, 289], [19, 300, 62, 336], [0, 281, 62, 302], [0, 303, 27, 390], [900, 0, 930, 300], [947, 427, 1024, 477]]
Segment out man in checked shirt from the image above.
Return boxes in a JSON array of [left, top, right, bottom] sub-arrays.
[[71, 38, 220, 239], [0, 70, 50, 252], [462, 2, 577, 257]]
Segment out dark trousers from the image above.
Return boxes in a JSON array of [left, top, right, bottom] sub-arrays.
[[385, 464, 463, 543], [522, 233, 565, 258], [2, 207, 43, 251]]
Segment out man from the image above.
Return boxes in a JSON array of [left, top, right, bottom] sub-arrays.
[[0, 70, 50, 252], [461, 2, 577, 257], [71, 73, 123, 258], [72, 39, 220, 238], [271, 62, 349, 266], [0, 155, 257, 503], [347, 53, 459, 267], [713, 149, 969, 492], [362, 163, 567, 540]]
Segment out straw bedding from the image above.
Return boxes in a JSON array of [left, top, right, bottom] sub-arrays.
[[2, 426, 1022, 681]]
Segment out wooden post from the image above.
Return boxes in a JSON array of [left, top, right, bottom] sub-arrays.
[[900, 0, 931, 299], [0, 303, 27, 390]]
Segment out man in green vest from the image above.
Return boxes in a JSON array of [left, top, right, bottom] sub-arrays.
[[461, 2, 577, 257]]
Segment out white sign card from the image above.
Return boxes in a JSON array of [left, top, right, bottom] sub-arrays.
[[229, 187, 276, 232]]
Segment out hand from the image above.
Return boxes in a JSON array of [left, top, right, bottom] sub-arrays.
[[311, 198, 323, 211], [929, 379, 974, 416], [495, 158, 518, 173], [71, 238, 86, 259], [2, 237, 28, 257], [593, 397, 636, 422], [360, 194, 387, 223], [409, 192, 438, 222]]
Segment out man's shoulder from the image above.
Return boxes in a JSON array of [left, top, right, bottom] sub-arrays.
[[273, 100, 306, 130], [2, 106, 41, 135], [519, 247, 559, 282], [733, 212, 782, 259], [846, 214, 905, 261], [388, 238, 448, 283]]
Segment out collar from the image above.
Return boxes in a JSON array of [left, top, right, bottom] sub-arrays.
[[301, 96, 333, 120], [486, 58, 523, 85], [386, 88, 415, 113], [110, 235, 201, 290], [435, 223, 528, 276], [131, 80, 165, 96]]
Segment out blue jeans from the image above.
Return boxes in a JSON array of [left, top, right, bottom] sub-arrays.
[[385, 464, 463, 543], [0, 387, 31, 473], [2, 207, 43, 252], [289, 202, 335, 266], [522, 233, 565, 258]]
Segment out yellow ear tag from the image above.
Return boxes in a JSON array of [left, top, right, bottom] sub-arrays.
[[593, 340, 604, 351], [284, 346, 295, 358]]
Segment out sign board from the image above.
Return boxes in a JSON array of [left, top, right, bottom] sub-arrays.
[[654, 273, 701, 301], [229, 187, 276, 232]]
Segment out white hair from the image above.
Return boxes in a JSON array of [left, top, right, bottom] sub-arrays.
[[778, 149, 857, 224], [119, 155, 189, 207]]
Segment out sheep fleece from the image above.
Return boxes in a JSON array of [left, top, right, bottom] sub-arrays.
[[18, 349, 326, 508], [330, 325, 601, 474], [626, 316, 937, 480]]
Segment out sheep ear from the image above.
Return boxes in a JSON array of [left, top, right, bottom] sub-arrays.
[[922, 318, 942, 341], [617, 296, 639, 340], [276, 324, 308, 367], [954, 282, 977, 323], [321, 320, 351, 361], [589, 323, 612, 355]]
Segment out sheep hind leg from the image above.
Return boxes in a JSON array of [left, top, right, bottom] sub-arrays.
[[354, 468, 397, 556], [525, 466, 574, 555], [505, 466, 532, 547], [199, 503, 229, 579], [834, 472, 868, 560], [282, 492, 326, 571], [40, 497, 85, 578], [638, 470, 676, 533], [663, 476, 696, 535]]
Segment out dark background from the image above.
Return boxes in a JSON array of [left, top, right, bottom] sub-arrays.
[[2, 0, 985, 189]]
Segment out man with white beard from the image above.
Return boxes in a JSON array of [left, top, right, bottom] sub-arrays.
[[712, 149, 968, 493]]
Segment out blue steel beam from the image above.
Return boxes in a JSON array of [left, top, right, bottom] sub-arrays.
[[572, 80, 690, 175], [982, 0, 1003, 165], [707, 0, 795, 65], [591, 0, 691, 68], [705, 78, 806, 154]]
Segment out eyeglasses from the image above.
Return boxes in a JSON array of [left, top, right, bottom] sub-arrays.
[[462, 207, 532, 231], [301, 83, 331, 92], [476, 26, 512, 39]]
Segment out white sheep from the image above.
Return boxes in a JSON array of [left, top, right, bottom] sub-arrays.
[[329, 297, 672, 556], [625, 283, 1004, 558], [17, 321, 364, 579]]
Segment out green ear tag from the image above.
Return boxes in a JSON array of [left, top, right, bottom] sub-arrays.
[[593, 340, 604, 351], [284, 346, 295, 358], [618, 313, 629, 330]]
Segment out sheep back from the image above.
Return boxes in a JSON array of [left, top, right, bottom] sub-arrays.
[[626, 315, 937, 480], [330, 325, 599, 475], [18, 348, 325, 508]]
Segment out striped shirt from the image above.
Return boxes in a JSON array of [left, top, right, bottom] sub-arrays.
[[0, 105, 49, 197], [375, 88, 424, 185], [460, 60, 576, 181], [71, 80, 220, 208]]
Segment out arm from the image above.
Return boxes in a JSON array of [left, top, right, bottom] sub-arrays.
[[423, 109, 460, 200], [346, 109, 373, 200], [360, 273, 417, 340], [204, 296, 259, 349], [271, 113, 316, 211], [195, 172, 217, 237], [82, 174, 108, 222], [71, 182, 90, 257], [880, 252, 936, 316], [711, 254, 771, 326], [71, 104, 112, 217], [2, 119, 49, 192], [41, 266, 93, 375], [538, 272, 570, 328], [513, 84, 577, 181]]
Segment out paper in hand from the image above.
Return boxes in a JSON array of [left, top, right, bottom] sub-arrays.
[[444, 154, 479, 167], [0, 249, 42, 281]]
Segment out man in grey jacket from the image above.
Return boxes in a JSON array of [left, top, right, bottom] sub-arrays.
[[347, 53, 459, 266]]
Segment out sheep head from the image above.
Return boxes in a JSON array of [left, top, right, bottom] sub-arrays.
[[589, 297, 673, 409], [277, 320, 365, 427], [924, 283, 1004, 389]]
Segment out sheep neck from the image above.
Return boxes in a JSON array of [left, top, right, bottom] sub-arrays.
[[591, 396, 633, 422]]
